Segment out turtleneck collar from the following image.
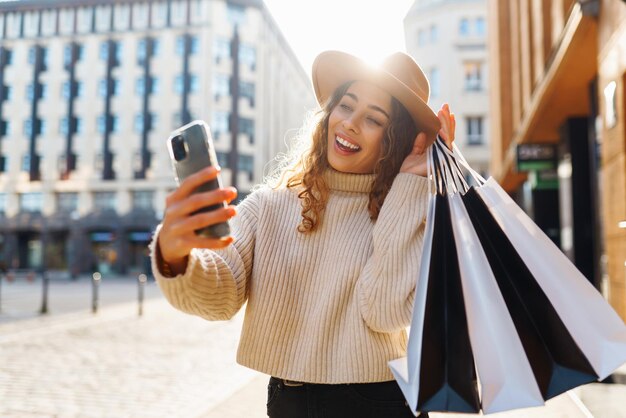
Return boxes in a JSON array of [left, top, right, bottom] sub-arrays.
[[323, 169, 376, 193]]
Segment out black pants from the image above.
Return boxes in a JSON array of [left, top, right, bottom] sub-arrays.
[[266, 377, 429, 418]]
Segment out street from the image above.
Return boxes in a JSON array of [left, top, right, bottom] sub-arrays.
[[0, 276, 625, 417]]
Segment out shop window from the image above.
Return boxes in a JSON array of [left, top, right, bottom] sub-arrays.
[[20, 192, 43, 213]]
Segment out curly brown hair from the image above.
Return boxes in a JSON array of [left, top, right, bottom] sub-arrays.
[[282, 81, 419, 233]]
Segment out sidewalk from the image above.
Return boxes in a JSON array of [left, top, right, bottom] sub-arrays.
[[0, 293, 266, 418]]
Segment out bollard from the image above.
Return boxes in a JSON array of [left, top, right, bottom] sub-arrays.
[[40, 270, 49, 314], [138, 274, 147, 316], [92, 272, 101, 314]]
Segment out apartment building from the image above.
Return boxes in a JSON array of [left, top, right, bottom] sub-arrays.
[[404, 0, 491, 178], [0, 0, 315, 275]]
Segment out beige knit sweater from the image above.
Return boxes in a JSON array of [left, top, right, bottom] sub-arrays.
[[150, 169, 429, 384]]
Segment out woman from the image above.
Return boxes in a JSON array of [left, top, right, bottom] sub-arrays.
[[151, 50, 455, 418]]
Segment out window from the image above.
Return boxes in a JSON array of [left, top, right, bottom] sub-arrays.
[[1, 49, 13, 66], [239, 81, 255, 106], [97, 115, 119, 134], [60, 117, 69, 135], [216, 151, 229, 168], [189, 74, 199, 93], [429, 25, 438, 43], [466, 117, 484, 145], [22, 154, 31, 171], [62, 81, 83, 99], [464, 62, 483, 91], [133, 3, 149, 29], [59, 8, 75, 35], [138, 38, 160, 63], [60, 117, 81, 135], [132, 191, 154, 210], [151, 1, 168, 28], [0, 193, 6, 214], [134, 113, 156, 132], [99, 79, 120, 97], [175, 75, 183, 94], [93, 192, 116, 211], [213, 74, 230, 99], [417, 29, 427, 46], [77, 7, 93, 33], [24, 119, 44, 137], [238, 154, 254, 175], [20, 192, 43, 213], [114, 3, 130, 31], [239, 118, 254, 143], [95, 5, 112, 32], [136, 76, 159, 95], [459, 18, 470, 36], [28, 46, 48, 68], [239, 44, 256, 71], [214, 38, 231, 63], [227, 3, 246, 27], [64, 44, 83, 66], [1, 120, 11, 137], [75, 117, 83, 134], [171, 0, 187, 26], [6, 12, 21, 39], [57, 192, 78, 213], [41, 10, 57, 36], [175, 74, 199, 94], [476, 17, 486, 36], [429, 68, 440, 98], [24, 11, 39, 37], [212, 111, 230, 138], [99, 41, 121, 63], [4, 85, 12, 101], [176, 35, 199, 55]]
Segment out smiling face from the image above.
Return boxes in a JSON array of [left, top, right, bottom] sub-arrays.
[[326, 81, 393, 174]]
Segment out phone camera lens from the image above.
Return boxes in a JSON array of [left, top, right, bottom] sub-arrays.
[[171, 135, 187, 161]]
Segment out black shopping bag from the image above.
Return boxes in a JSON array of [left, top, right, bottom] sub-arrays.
[[461, 187, 598, 399], [417, 194, 480, 413]]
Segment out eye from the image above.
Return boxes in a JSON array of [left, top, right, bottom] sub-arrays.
[[367, 117, 383, 127], [339, 103, 353, 112]]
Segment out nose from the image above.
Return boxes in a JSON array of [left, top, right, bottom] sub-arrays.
[[342, 114, 360, 134]]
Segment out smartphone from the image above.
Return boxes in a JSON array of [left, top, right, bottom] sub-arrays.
[[167, 120, 231, 239]]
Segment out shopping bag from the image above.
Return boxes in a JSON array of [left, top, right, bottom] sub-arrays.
[[448, 192, 544, 414], [475, 177, 626, 380], [390, 137, 626, 415], [461, 186, 599, 400], [390, 148, 480, 414]]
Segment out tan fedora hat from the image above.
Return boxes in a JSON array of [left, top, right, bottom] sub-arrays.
[[312, 50, 440, 141]]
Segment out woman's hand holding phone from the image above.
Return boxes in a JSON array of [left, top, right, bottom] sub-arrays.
[[157, 166, 238, 275]]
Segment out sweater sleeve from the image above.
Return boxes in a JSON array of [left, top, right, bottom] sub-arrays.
[[356, 173, 430, 333], [149, 190, 261, 321]]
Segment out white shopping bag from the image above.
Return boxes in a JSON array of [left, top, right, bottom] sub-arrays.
[[476, 178, 626, 380], [389, 186, 437, 414], [448, 193, 544, 414]]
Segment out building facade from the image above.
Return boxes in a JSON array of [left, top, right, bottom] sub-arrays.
[[489, 0, 626, 320], [0, 0, 315, 276], [404, 0, 491, 178]]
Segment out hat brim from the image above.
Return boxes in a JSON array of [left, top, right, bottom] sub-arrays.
[[312, 51, 441, 142]]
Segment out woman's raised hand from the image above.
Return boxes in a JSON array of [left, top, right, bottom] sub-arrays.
[[399, 103, 456, 177], [157, 166, 238, 274]]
